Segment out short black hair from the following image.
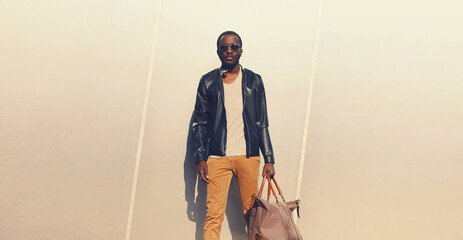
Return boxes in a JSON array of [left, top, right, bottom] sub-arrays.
[[217, 31, 242, 47]]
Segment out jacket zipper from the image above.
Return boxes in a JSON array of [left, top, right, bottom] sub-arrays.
[[241, 67, 251, 157], [219, 69, 227, 155]]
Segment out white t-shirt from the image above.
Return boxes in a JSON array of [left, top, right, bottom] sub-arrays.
[[210, 68, 246, 157]]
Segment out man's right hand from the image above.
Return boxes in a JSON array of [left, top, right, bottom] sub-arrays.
[[197, 160, 209, 183]]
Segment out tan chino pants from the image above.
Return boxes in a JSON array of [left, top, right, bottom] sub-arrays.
[[203, 155, 260, 240]]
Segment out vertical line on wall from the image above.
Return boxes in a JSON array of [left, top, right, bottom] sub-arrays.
[[124, 1, 163, 240], [295, 0, 323, 221]]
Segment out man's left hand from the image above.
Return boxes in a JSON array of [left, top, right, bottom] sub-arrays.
[[262, 163, 275, 178]]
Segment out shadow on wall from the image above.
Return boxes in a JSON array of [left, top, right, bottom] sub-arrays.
[[184, 112, 247, 240]]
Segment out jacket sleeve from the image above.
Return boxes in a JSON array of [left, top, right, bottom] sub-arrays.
[[255, 76, 275, 164], [192, 77, 209, 163]]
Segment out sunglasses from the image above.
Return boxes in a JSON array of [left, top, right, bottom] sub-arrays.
[[218, 43, 241, 52]]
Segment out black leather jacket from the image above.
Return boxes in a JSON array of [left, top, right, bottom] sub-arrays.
[[192, 67, 275, 164]]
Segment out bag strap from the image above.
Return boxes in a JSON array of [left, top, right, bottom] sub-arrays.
[[269, 175, 286, 202], [257, 173, 286, 203], [257, 173, 267, 197], [264, 174, 276, 201]]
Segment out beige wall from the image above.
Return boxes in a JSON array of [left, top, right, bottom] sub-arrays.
[[1, 0, 462, 240], [300, 1, 463, 239]]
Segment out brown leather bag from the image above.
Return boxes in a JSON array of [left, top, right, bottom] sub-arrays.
[[245, 173, 303, 240]]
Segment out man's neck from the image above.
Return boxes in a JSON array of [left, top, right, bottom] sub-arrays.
[[221, 63, 241, 84], [221, 63, 240, 75]]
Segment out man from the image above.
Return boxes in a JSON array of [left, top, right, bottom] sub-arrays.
[[192, 31, 275, 240]]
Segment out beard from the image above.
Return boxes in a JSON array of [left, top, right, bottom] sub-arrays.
[[220, 61, 239, 70]]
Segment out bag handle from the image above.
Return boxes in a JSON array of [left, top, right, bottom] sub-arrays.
[[257, 173, 267, 198], [269, 175, 286, 202], [257, 173, 286, 203]]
